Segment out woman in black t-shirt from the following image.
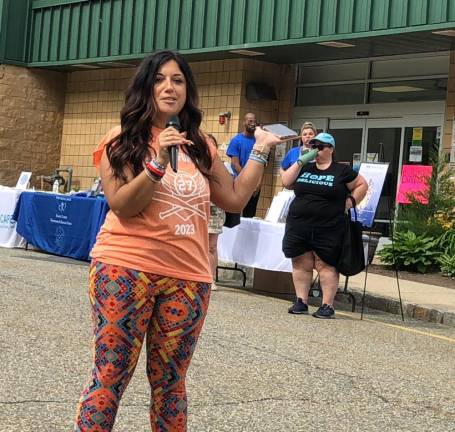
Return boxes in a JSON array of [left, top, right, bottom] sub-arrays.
[[281, 133, 367, 319]]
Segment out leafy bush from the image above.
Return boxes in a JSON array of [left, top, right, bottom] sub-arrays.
[[437, 253, 455, 277], [396, 158, 455, 238], [378, 230, 439, 273], [436, 229, 455, 277], [437, 229, 455, 254]]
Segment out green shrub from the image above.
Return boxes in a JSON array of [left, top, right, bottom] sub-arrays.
[[436, 229, 455, 277], [396, 157, 455, 238], [437, 253, 455, 278], [378, 230, 439, 273], [437, 229, 455, 254]]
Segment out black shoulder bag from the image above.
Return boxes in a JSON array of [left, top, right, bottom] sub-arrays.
[[337, 196, 365, 277], [223, 212, 241, 228]]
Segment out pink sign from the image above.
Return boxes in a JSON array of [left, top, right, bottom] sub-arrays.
[[396, 165, 433, 204]]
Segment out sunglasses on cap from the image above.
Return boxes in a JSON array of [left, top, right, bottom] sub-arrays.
[[311, 144, 332, 151]]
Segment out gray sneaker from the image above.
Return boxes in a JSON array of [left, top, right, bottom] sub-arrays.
[[288, 299, 308, 314], [312, 304, 335, 319]]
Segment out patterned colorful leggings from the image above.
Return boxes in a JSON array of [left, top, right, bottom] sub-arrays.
[[75, 261, 211, 432]]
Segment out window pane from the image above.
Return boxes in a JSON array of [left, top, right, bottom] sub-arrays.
[[368, 79, 447, 103], [402, 127, 439, 165], [297, 62, 368, 84], [366, 128, 402, 221], [371, 55, 448, 79], [295, 84, 364, 106]]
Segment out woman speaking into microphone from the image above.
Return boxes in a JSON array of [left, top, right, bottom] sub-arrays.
[[75, 50, 285, 431]]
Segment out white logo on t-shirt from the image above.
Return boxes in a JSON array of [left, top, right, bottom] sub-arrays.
[[154, 170, 210, 221]]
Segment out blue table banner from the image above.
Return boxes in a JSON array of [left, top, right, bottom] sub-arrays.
[[13, 192, 109, 261]]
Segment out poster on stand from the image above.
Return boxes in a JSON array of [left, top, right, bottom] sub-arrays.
[[396, 165, 432, 204], [356, 163, 389, 227]]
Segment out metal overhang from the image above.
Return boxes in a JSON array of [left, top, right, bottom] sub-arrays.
[[28, 28, 455, 71]]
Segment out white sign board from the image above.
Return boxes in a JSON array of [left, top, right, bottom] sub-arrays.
[[272, 143, 286, 176], [409, 145, 423, 162], [0, 188, 26, 248], [15, 172, 32, 190], [357, 163, 389, 227], [265, 190, 295, 223]]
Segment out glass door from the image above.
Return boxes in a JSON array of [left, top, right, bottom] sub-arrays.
[[365, 125, 402, 222], [402, 126, 440, 165], [328, 119, 365, 167], [329, 118, 403, 235], [328, 117, 443, 233]]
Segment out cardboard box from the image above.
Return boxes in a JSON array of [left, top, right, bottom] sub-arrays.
[[253, 268, 295, 295]]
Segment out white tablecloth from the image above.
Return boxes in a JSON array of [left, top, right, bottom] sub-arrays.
[[0, 187, 26, 248], [218, 217, 369, 274], [218, 218, 292, 272]]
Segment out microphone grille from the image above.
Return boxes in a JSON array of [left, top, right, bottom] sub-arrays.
[[166, 115, 181, 130]]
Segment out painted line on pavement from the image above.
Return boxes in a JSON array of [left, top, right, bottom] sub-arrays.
[[336, 311, 455, 344]]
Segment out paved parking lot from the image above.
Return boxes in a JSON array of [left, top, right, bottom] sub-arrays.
[[1, 248, 454, 431]]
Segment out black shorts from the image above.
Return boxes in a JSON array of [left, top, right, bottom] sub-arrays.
[[282, 221, 344, 267]]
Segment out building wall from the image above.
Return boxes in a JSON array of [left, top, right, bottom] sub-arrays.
[[0, 64, 66, 187], [60, 67, 128, 190], [444, 50, 455, 164], [238, 60, 295, 215], [60, 58, 295, 217], [193, 58, 295, 216]]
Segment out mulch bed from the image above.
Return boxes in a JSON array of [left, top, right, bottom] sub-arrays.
[[367, 264, 455, 289]]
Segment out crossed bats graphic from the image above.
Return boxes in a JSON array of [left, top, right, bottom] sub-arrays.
[[155, 171, 210, 221]]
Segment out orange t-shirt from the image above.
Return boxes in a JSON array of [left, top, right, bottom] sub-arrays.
[[91, 126, 215, 283]]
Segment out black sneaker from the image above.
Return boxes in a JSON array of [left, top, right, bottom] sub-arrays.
[[288, 299, 308, 314], [312, 304, 335, 319]]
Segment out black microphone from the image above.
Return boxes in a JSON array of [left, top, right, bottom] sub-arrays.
[[166, 115, 181, 173]]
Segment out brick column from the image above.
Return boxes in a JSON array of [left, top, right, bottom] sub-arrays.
[[444, 50, 455, 165], [0, 65, 66, 187]]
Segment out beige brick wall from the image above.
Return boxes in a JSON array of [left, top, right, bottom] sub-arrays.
[[60, 58, 295, 216], [192, 58, 295, 217], [444, 50, 455, 161], [60, 68, 131, 190], [0, 65, 66, 187], [239, 60, 295, 216]]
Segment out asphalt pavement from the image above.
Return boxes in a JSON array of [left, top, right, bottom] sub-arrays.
[[1, 247, 454, 431]]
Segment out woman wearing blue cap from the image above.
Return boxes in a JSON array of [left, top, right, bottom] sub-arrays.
[[280, 132, 367, 318]]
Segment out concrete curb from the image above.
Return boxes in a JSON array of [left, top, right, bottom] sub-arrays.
[[217, 261, 455, 327], [337, 289, 455, 327]]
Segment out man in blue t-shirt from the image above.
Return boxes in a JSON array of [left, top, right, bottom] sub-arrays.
[[226, 112, 260, 217]]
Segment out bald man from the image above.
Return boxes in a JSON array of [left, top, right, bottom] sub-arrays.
[[226, 113, 261, 218]]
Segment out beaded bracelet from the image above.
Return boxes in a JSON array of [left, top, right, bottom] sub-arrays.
[[151, 158, 166, 171], [149, 158, 167, 173], [144, 161, 165, 183], [253, 151, 269, 163], [251, 149, 269, 161], [146, 162, 164, 177], [249, 153, 267, 166], [144, 167, 162, 183]]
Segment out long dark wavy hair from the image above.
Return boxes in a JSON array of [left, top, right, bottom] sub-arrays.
[[106, 50, 212, 181]]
